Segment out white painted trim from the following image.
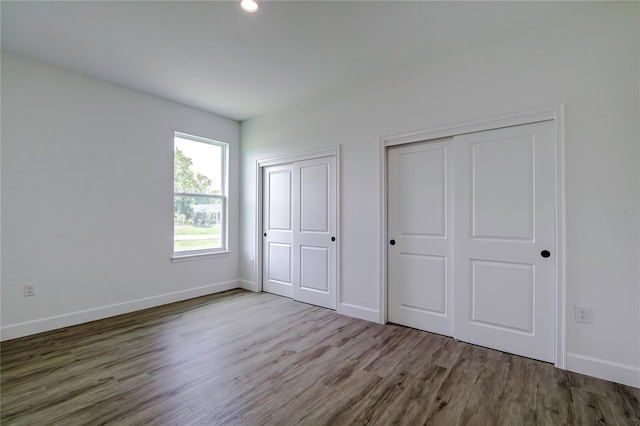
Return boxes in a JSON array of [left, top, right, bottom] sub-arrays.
[[171, 251, 230, 262], [239, 280, 258, 292], [0, 280, 241, 341], [338, 303, 381, 323], [566, 352, 640, 388], [382, 106, 558, 147], [554, 105, 567, 369], [255, 159, 263, 293], [336, 146, 342, 312], [255, 146, 341, 310], [379, 132, 389, 325], [257, 147, 338, 168], [379, 104, 566, 368]]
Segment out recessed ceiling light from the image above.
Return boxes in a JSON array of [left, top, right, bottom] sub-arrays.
[[241, 0, 260, 13]]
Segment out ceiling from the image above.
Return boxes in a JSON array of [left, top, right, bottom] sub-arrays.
[[1, 1, 590, 121]]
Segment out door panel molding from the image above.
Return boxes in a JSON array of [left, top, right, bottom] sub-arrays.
[[380, 104, 566, 368]]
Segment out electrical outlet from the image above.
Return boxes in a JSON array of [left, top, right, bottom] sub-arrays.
[[24, 283, 36, 297], [575, 306, 590, 323]]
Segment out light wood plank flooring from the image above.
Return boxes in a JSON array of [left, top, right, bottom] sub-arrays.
[[1, 289, 639, 425]]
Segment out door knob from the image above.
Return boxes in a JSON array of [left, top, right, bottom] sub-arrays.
[[541, 250, 551, 258], [390, 239, 396, 246], [331, 236, 336, 241], [263, 233, 267, 237]]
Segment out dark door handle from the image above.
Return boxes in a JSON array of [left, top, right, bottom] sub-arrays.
[[263, 233, 267, 237], [331, 237, 336, 242], [541, 250, 551, 258], [389, 239, 396, 246]]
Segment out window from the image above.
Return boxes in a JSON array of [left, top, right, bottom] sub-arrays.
[[173, 132, 227, 258]]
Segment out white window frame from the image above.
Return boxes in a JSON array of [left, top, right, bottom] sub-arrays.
[[172, 132, 228, 261]]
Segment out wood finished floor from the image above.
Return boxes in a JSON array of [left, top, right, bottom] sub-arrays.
[[1, 290, 639, 426]]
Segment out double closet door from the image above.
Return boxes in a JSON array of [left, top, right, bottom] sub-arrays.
[[388, 121, 556, 363], [262, 156, 337, 310]]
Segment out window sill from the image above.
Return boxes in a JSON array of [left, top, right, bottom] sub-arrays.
[[171, 251, 229, 263]]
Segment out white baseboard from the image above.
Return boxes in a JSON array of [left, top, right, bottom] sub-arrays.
[[565, 352, 640, 388], [338, 303, 381, 323], [239, 280, 258, 292], [0, 280, 241, 341]]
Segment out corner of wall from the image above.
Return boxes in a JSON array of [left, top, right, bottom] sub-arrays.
[[239, 280, 258, 292]]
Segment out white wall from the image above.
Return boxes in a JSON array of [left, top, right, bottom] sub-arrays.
[[1, 52, 241, 339], [241, 3, 640, 386]]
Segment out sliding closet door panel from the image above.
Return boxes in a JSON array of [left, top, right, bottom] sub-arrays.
[[453, 121, 556, 363], [263, 164, 294, 298], [387, 139, 454, 336], [293, 156, 337, 309]]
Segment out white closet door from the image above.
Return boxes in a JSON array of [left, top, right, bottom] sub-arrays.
[[387, 139, 454, 336], [263, 164, 294, 298], [453, 121, 556, 362], [292, 156, 337, 309], [262, 156, 337, 310]]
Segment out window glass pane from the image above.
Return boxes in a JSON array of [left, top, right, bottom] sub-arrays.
[[174, 196, 223, 252], [174, 136, 223, 195]]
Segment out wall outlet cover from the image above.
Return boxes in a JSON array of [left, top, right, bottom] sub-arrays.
[[575, 306, 590, 323], [24, 284, 36, 297]]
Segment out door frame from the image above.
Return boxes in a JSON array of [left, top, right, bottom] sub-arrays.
[[379, 105, 566, 368], [255, 146, 341, 309]]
